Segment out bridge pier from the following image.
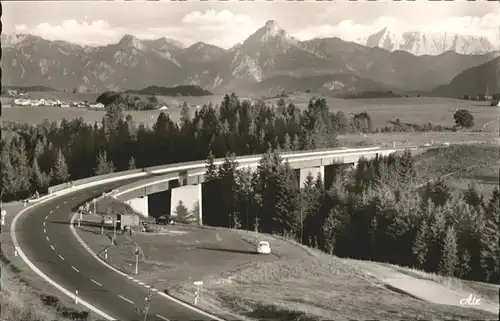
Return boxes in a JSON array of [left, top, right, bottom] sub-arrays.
[[124, 196, 149, 217], [298, 166, 324, 188], [170, 184, 202, 225]]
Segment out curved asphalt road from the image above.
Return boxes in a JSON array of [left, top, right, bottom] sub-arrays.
[[16, 179, 215, 321]]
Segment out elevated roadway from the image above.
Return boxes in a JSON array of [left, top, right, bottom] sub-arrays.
[[14, 178, 220, 321], [11, 146, 409, 321]]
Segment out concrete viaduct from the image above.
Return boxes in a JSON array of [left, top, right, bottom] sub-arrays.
[[90, 146, 400, 224]]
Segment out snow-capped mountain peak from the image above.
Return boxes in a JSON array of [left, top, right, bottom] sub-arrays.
[[363, 27, 497, 55]]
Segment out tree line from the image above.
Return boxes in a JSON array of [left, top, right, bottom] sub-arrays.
[[2, 94, 349, 201], [1, 92, 497, 284], [202, 149, 499, 284]]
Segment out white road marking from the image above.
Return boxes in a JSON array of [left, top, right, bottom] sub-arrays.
[[126, 276, 133, 280], [144, 285, 151, 289], [45, 215, 49, 220], [151, 288, 158, 292], [71, 266, 80, 273], [55, 205, 59, 209], [156, 314, 170, 321], [118, 294, 134, 304], [50, 245, 55, 251], [46, 236, 49, 241], [43, 222, 46, 227], [58, 254, 64, 260], [43, 228, 46, 234], [72, 197, 77, 200], [132, 279, 140, 283], [90, 279, 102, 286], [64, 201, 67, 204], [138, 281, 145, 286]]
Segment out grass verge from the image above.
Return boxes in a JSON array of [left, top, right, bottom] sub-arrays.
[[0, 203, 99, 321], [165, 229, 498, 320]]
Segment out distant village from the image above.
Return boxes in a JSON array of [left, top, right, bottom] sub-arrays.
[[7, 89, 106, 109], [4, 89, 206, 110], [13, 97, 106, 109]]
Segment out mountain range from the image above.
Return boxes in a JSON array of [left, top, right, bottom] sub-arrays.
[[2, 20, 498, 95], [360, 27, 498, 56]]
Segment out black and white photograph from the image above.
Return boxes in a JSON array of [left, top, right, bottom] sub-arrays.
[[1, 1, 499, 321]]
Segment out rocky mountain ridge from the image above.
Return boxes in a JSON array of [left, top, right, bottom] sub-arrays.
[[2, 20, 498, 95]]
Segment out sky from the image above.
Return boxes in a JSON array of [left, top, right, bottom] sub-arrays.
[[3, 1, 499, 49]]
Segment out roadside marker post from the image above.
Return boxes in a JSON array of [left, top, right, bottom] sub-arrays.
[[112, 219, 117, 245], [134, 247, 139, 275], [104, 248, 108, 260], [75, 289, 79, 304], [193, 281, 203, 305], [1, 210, 6, 234]]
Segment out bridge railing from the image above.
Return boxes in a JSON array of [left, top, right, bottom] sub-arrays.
[[47, 146, 381, 194]]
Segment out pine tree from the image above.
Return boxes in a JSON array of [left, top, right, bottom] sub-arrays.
[[412, 219, 429, 268], [12, 138, 32, 193], [205, 150, 218, 182], [463, 183, 483, 208], [32, 158, 50, 191], [180, 102, 191, 129], [128, 156, 136, 170], [292, 134, 300, 151], [480, 192, 500, 282], [438, 226, 459, 276], [322, 209, 343, 255], [94, 150, 115, 175], [0, 144, 17, 197], [398, 149, 416, 185], [457, 249, 471, 278], [52, 148, 70, 183], [283, 133, 292, 151]]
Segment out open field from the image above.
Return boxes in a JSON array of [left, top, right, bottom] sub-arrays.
[[2, 92, 498, 133], [447, 163, 500, 197], [0, 203, 98, 321], [413, 144, 500, 197], [338, 131, 499, 147], [266, 93, 499, 132], [76, 219, 498, 320]]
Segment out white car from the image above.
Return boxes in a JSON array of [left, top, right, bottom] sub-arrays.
[[441, 142, 450, 147], [256, 241, 271, 255]]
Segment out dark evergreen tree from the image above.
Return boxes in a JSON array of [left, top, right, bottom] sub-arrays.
[[94, 150, 115, 175], [438, 226, 459, 276], [52, 148, 70, 183]]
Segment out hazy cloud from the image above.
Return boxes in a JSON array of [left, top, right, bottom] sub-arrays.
[[6, 4, 499, 49]]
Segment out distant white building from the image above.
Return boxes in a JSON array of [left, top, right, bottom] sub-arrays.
[[89, 103, 105, 109]]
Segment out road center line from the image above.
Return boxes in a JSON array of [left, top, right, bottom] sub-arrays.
[[138, 281, 145, 285], [156, 314, 170, 321], [43, 221, 46, 227], [50, 245, 55, 251], [55, 205, 60, 209], [58, 254, 64, 260], [90, 279, 102, 286], [46, 236, 49, 241], [144, 285, 151, 289], [64, 201, 67, 204], [45, 215, 49, 220], [118, 294, 134, 305], [71, 266, 80, 273], [43, 228, 46, 234], [72, 197, 77, 200]]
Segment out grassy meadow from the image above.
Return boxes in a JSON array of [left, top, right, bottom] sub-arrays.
[[2, 91, 498, 133]]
